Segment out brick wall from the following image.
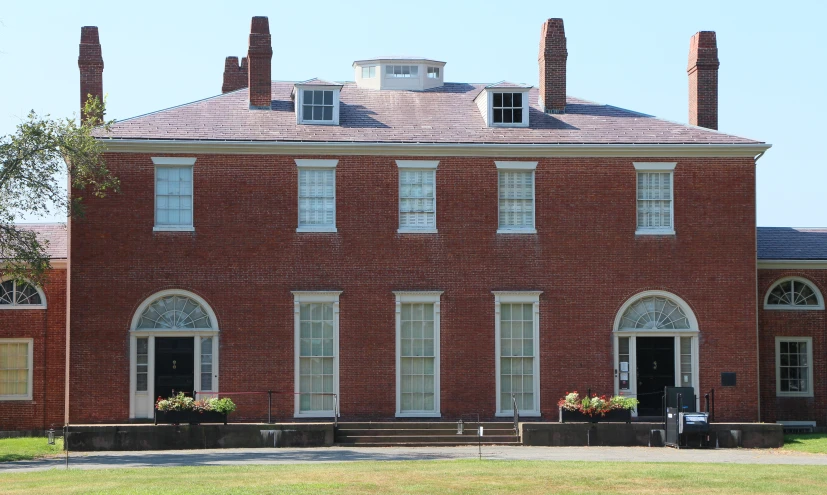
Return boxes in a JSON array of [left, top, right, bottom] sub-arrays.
[[758, 269, 827, 425], [68, 153, 758, 423], [0, 269, 66, 431]]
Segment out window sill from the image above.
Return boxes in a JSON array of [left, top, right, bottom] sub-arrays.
[[154, 226, 195, 232], [0, 305, 46, 311], [776, 393, 814, 398], [497, 229, 537, 235], [764, 305, 825, 311], [296, 227, 338, 233], [495, 411, 540, 418], [635, 229, 675, 236], [0, 396, 33, 401], [397, 228, 438, 234], [396, 412, 441, 418], [298, 120, 338, 126]]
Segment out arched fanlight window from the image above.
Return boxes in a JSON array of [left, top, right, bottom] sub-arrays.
[[765, 278, 824, 310], [0, 279, 46, 308], [619, 295, 691, 330], [136, 294, 213, 329]]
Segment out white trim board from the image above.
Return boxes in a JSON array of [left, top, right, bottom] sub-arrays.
[[101, 140, 772, 158], [758, 260, 827, 270]]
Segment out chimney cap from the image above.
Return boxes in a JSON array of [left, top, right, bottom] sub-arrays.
[[80, 26, 100, 44], [251, 16, 270, 34]]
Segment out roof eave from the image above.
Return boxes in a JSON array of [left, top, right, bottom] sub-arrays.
[[97, 139, 771, 158]]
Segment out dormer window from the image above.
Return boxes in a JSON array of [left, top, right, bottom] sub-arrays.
[[427, 67, 440, 79], [293, 79, 342, 125], [361, 66, 376, 78], [493, 93, 523, 124], [474, 83, 531, 127], [303, 90, 334, 122], [386, 65, 419, 78]]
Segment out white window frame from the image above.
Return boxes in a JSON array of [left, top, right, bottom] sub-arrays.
[[0, 277, 47, 310], [293, 291, 341, 418], [361, 66, 376, 78], [634, 162, 676, 236], [775, 337, 814, 398], [385, 65, 419, 78], [0, 338, 34, 400], [394, 291, 442, 418], [493, 291, 542, 417], [396, 160, 439, 234], [295, 86, 341, 126], [128, 289, 220, 419], [488, 90, 529, 127], [496, 161, 537, 234], [295, 159, 338, 233], [152, 157, 196, 232], [764, 277, 825, 310], [427, 67, 440, 79]]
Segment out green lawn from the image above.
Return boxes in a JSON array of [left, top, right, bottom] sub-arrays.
[[784, 434, 827, 454], [0, 437, 64, 462], [1, 461, 827, 495]]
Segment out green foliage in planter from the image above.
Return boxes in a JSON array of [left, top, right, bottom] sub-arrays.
[[558, 391, 638, 416]]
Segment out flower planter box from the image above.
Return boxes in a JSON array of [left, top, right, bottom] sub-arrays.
[[559, 407, 632, 423], [154, 409, 227, 425]]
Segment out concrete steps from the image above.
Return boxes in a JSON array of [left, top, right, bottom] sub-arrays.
[[334, 421, 520, 446]]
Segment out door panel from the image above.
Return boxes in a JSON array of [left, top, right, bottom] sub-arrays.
[[154, 337, 194, 400], [635, 337, 675, 416]]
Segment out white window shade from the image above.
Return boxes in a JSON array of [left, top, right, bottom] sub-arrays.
[[155, 166, 193, 228], [399, 170, 436, 231], [498, 171, 535, 232], [298, 168, 336, 232]]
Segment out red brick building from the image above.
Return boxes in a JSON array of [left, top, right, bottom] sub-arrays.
[[3, 17, 826, 430]]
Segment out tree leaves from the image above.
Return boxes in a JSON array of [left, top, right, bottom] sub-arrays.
[[0, 96, 119, 286]]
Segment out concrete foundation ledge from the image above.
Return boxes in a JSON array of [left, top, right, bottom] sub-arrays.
[[65, 423, 334, 451], [520, 422, 784, 448]]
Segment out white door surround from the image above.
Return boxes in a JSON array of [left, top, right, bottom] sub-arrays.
[[129, 290, 219, 419]]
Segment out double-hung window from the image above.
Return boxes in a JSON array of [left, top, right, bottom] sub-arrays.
[[496, 161, 537, 234], [494, 292, 541, 416], [634, 162, 676, 235], [0, 339, 33, 400], [776, 337, 813, 397], [153, 157, 195, 231], [397, 161, 438, 233], [296, 160, 338, 233], [395, 292, 442, 417], [361, 66, 376, 78], [293, 292, 341, 417], [386, 65, 418, 78]]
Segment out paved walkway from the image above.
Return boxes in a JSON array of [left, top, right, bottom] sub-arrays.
[[2, 446, 825, 473]]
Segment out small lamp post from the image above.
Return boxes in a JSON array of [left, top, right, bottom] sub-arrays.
[[456, 419, 464, 435]]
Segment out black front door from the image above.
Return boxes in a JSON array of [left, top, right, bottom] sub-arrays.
[[636, 337, 675, 417], [155, 337, 194, 400]]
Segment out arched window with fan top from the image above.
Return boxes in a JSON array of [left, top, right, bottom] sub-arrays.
[[764, 277, 824, 310]]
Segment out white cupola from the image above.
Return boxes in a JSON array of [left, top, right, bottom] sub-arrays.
[[352, 57, 446, 91]]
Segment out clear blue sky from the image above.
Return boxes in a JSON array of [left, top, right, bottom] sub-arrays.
[[2, 0, 824, 226]]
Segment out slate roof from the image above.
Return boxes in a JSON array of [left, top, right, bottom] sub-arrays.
[[97, 82, 763, 145], [13, 223, 68, 260], [758, 227, 827, 260]]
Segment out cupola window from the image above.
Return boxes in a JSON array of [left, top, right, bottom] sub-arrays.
[[386, 65, 419, 78], [427, 67, 440, 78]]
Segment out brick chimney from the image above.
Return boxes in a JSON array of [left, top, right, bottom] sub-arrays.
[[222, 56, 248, 93], [247, 16, 272, 109], [687, 31, 719, 130], [538, 18, 567, 114], [78, 26, 104, 119]]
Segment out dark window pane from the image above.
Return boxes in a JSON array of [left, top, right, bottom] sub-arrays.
[[386, 65, 393, 74], [137, 374, 147, 391], [493, 93, 503, 107], [314, 91, 323, 104], [304, 90, 314, 104], [137, 338, 148, 354], [513, 93, 522, 107], [514, 109, 523, 123], [303, 105, 312, 120], [493, 109, 503, 123], [504, 93, 513, 107], [323, 91, 333, 105], [503, 109, 513, 123], [323, 106, 333, 120], [313, 106, 323, 120]]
